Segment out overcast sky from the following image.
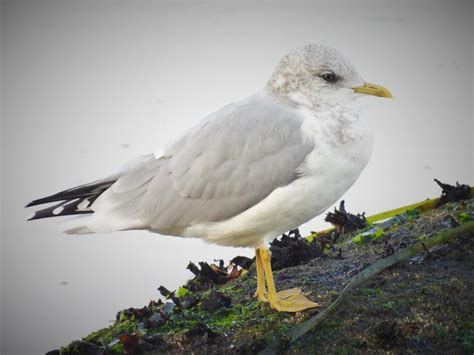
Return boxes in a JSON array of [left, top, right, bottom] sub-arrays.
[[1, 0, 473, 353]]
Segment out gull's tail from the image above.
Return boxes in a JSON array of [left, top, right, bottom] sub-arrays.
[[26, 178, 117, 221]]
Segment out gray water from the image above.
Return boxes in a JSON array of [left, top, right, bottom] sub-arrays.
[[2, 0, 473, 354]]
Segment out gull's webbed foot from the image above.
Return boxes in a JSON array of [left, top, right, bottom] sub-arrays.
[[270, 288, 320, 312]]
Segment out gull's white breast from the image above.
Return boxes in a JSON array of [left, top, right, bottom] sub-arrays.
[[184, 101, 374, 248]]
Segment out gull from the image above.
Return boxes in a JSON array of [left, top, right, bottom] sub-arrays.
[[27, 44, 392, 312]]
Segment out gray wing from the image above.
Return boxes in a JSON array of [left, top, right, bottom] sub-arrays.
[[95, 93, 314, 232], [142, 93, 314, 231]]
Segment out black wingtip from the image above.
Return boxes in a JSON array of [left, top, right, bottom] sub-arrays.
[[26, 210, 40, 221], [26, 198, 95, 221], [25, 179, 117, 209], [25, 195, 65, 208], [25, 201, 36, 208], [26, 178, 117, 221]]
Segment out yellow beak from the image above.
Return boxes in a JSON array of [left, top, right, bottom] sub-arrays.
[[352, 82, 393, 98]]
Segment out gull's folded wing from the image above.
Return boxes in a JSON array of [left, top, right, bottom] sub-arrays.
[[33, 92, 314, 235]]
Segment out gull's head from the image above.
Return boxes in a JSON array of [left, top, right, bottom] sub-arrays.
[[267, 44, 392, 108]]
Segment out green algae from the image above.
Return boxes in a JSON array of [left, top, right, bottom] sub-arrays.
[[176, 286, 190, 298], [351, 228, 385, 245]]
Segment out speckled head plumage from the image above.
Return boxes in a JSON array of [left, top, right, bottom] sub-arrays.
[[267, 44, 367, 108]]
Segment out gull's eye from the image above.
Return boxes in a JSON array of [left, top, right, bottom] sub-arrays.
[[321, 72, 337, 83]]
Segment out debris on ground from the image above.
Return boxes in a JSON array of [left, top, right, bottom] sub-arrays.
[[324, 200, 368, 236], [269, 229, 321, 271], [230, 256, 254, 270], [185, 259, 247, 292], [434, 178, 471, 206]]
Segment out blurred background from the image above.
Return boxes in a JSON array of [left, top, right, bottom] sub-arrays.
[[1, 0, 473, 353]]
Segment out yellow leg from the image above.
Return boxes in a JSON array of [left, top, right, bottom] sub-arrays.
[[254, 247, 303, 303], [259, 247, 320, 312], [254, 248, 268, 302]]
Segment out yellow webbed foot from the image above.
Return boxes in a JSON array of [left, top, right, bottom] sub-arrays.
[[270, 289, 320, 312], [276, 287, 301, 299]]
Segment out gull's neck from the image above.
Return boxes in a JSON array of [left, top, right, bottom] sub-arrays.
[[263, 86, 371, 150]]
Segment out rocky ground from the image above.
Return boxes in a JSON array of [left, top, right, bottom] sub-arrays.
[[52, 182, 474, 354]]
